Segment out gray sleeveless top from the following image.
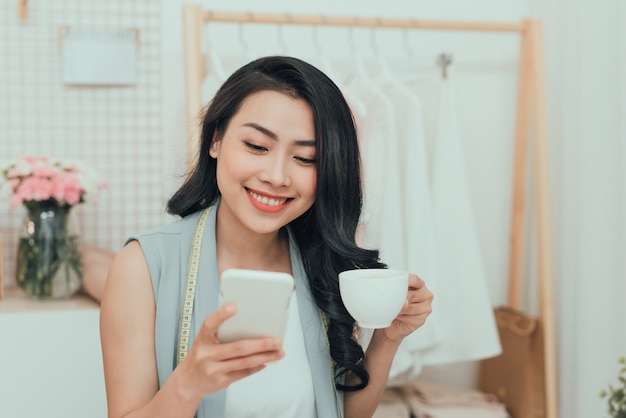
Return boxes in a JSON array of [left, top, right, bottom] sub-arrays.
[[132, 202, 344, 418]]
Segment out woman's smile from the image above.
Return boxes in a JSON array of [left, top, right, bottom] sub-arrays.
[[246, 187, 293, 213]]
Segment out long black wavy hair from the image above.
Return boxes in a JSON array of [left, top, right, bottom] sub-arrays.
[[167, 56, 386, 391]]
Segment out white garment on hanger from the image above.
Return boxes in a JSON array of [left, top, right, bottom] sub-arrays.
[[346, 55, 406, 273], [413, 66, 501, 365], [371, 66, 443, 384]]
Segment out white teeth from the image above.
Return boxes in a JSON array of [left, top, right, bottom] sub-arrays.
[[248, 190, 288, 206]]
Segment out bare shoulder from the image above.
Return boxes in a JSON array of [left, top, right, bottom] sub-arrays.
[[107, 240, 150, 285], [101, 240, 155, 322], [100, 240, 159, 416]]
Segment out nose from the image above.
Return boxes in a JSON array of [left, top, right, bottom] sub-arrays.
[[258, 155, 292, 187]]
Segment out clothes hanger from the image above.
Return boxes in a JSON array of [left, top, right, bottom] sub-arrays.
[[369, 27, 415, 101], [397, 30, 444, 87], [237, 18, 257, 65], [312, 24, 341, 85], [310, 24, 368, 119], [343, 26, 392, 119], [277, 23, 288, 55], [437, 53, 453, 80]]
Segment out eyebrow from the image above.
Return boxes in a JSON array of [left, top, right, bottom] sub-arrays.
[[241, 122, 316, 147]]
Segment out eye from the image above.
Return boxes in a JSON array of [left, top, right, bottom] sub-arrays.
[[244, 142, 267, 153], [295, 156, 316, 166]]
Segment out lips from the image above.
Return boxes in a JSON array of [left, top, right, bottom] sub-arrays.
[[246, 188, 292, 213]]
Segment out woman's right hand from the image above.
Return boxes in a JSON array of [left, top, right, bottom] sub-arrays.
[[175, 304, 285, 400]]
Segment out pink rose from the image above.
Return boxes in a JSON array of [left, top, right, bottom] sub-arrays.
[[17, 177, 53, 202], [64, 188, 82, 205], [32, 164, 59, 178], [2, 155, 106, 209], [52, 172, 83, 205]]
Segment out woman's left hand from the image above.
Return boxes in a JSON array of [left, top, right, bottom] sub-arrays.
[[382, 274, 433, 342]]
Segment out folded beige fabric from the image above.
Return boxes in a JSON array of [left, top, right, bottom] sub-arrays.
[[401, 381, 510, 418]]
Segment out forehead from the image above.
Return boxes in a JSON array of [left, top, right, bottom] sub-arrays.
[[237, 89, 305, 112], [230, 90, 315, 137]]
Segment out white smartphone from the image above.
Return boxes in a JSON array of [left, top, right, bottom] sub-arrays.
[[217, 269, 295, 343]]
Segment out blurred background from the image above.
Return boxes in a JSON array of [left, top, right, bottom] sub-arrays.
[[0, 1, 624, 417]]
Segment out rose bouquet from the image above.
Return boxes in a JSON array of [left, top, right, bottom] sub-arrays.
[[1, 156, 108, 299], [1, 155, 107, 210]]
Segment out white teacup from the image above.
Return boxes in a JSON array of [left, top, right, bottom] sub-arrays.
[[338, 269, 409, 329]]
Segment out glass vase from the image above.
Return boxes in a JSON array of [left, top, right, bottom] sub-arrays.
[[16, 203, 83, 300]]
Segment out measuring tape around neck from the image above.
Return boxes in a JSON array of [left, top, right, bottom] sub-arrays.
[[176, 207, 211, 366]]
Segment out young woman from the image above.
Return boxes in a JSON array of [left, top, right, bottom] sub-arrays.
[[100, 56, 433, 418]]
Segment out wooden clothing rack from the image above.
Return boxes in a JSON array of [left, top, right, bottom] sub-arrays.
[[181, 5, 558, 417]]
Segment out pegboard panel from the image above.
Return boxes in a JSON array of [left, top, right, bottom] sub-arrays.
[[0, 0, 169, 288]]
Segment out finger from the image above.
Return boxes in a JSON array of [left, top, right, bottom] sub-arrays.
[[408, 274, 425, 289], [394, 309, 432, 325], [399, 300, 432, 315], [217, 337, 283, 362], [399, 302, 433, 316], [394, 314, 431, 332], [226, 364, 267, 383], [389, 311, 428, 328], [407, 288, 434, 304], [198, 303, 237, 341], [220, 348, 285, 374]]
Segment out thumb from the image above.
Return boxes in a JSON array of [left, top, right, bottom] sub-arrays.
[[198, 303, 236, 341]]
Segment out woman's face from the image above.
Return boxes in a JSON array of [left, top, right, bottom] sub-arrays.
[[210, 90, 317, 236]]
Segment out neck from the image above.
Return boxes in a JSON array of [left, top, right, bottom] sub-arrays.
[[214, 208, 291, 275]]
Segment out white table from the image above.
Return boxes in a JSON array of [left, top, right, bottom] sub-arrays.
[[0, 287, 107, 418]]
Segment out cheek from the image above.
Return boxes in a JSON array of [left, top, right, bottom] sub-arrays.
[[216, 150, 246, 178], [214, 157, 238, 192]]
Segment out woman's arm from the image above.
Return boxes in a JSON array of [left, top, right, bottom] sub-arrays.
[[343, 330, 403, 418], [100, 241, 286, 418], [100, 241, 201, 418], [343, 274, 433, 418]]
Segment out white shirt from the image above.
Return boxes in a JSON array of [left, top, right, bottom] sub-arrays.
[[224, 292, 317, 418]]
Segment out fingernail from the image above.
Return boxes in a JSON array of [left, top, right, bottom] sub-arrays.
[[224, 304, 235, 313], [274, 339, 282, 347]]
